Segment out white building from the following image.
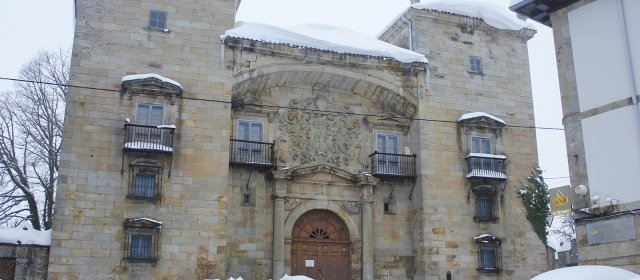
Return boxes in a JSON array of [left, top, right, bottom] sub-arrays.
[[511, 0, 640, 272]]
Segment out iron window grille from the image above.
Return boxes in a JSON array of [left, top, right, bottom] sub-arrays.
[[124, 218, 161, 263], [148, 10, 167, 30], [473, 187, 499, 222], [128, 159, 163, 201], [475, 235, 502, 272]]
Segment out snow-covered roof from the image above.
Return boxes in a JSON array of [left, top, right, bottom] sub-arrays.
[[458, 112, 506, 125], [0, 227, 51, 245], [547, 237, 571, 253], [222, 22, 428, 64], [413, 0, 536, 31], [121, 73, 183, 89]]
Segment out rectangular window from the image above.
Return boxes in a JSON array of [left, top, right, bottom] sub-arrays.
[[237, 120, 263, 142], [474, 190, 498, 221], [149, 10, 167, 30], [124, 218, 161, 263], [134, 174, 156, 198], [130, 234, 152, 259], [479, 247, 497, 269], [475, 235, 502, 271], [135, 103, 164, 144], [376, 133, 400, 175], [128, 159, 162, 201], [235, 120, 266, 164], [470, 56, 482, 73], [136, 103, 164, 126], [471, 136, 491, 154]]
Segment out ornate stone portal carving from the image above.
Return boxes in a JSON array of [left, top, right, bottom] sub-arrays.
[[278, 91, 362, 169]]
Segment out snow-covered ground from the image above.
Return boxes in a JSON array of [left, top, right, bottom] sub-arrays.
[[221, 275, 313, 280], [532, 265, 640, 280]]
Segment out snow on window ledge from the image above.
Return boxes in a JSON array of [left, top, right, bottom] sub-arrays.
[[121, 73, 183, 89]]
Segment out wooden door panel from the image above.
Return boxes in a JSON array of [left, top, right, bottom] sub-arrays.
[[291, 210, 351, 280]]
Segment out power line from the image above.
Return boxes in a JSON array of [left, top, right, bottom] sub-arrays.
[[0, 76, 565, 131]]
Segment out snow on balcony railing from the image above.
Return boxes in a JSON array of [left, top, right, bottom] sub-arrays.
[[123, 124, 175, 153], [466, 153, 507, 180]]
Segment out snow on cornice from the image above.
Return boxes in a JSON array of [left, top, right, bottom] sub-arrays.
[[412, 0, 536, 31], [222, 22, 428, 64], [458, 112, 506, 124], [121, 73, 183, 89], [0, 226, 51, 245]]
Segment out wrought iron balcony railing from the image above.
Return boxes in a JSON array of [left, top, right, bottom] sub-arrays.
[[369, 151, 416, 178], [466, 153, 507, 180], [123, 124, 175, 154], [229, 139, 275, 168]]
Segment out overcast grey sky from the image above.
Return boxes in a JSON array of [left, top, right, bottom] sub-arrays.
[[0, 0, 569, 187]]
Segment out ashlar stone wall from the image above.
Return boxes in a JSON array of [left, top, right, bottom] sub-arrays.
[[48, 0, 236, 279], [381, 8, 547, 279]]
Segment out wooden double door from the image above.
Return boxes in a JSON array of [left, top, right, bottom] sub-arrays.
[[291, 210, 351, 280]]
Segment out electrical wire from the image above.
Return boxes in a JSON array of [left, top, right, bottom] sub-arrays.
[[0, 76, 566, 131]]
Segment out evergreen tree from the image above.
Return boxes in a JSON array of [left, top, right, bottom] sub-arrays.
[[518, 165, 550, 245]]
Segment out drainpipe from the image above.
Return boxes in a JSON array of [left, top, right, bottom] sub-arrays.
[[399, 15, 413, 51], [618, 0, 640, 147]]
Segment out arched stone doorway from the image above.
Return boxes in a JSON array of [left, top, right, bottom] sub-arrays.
[[291, 209, 351, 280]]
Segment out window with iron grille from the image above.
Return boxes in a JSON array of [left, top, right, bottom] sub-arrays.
[[473, 188, 498, 222], [124, 218, 161, 263], [470, 56, 483, 73], [148, 10, 168, 30], [128, 159, 162, 200], [475, 235, 502, 272]]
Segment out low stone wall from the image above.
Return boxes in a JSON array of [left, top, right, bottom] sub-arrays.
[[0, 243, 50, 280]]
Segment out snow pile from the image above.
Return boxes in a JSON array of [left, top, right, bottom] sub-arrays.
[[413, 0, 536, 31], [0, 226, 51, 245], [280, 275, 314, 280], [124, 141, 174, 152], [222, 22, 428, 64], [121, 73, 183, 89], [129, 217, 163, 225], [531, 265, 640, 280], [458, 112, 506, 124]]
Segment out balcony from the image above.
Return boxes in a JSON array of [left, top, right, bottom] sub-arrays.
[[369, 151, 416, 178], [229, 139, 275, 168], [123, 124, 175, 154], [466, 153, 507, 180]]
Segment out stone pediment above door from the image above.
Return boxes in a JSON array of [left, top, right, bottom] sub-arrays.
[[272, 164, 378, 186]]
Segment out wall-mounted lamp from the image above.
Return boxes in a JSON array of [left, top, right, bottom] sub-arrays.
[[574, 184, 588, 196]]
